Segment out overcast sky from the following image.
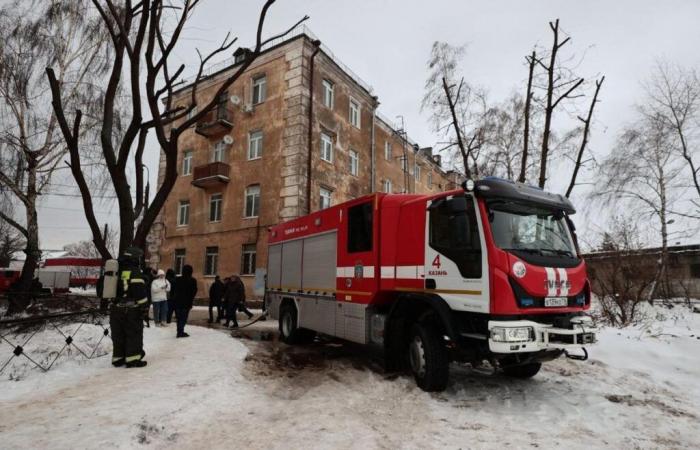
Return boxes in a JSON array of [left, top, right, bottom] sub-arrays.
[[32, 0, 700, 251]]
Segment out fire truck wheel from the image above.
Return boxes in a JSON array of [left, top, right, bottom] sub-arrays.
[[408, 322, 449, 392], [278, 302, 315, 344], [502, 362, 541, 379]]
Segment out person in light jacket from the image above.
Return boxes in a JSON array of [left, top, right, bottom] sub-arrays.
[[150, 269, 171, 327]]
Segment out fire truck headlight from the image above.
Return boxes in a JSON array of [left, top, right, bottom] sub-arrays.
[[490, 326, 534, 343]]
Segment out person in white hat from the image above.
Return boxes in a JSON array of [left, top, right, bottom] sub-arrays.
[[150, 269, 171, 326]]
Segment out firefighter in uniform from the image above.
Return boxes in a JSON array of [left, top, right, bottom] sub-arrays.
[[110, 247, 149, 368]]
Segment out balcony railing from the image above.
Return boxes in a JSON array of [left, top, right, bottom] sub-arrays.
[[195, 107, 233, 138], [191, 162, 231, 188]]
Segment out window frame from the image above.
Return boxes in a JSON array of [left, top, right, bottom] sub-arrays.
[[182, 149, 193, 176], [383, 179, 392, 193], [384, 141, 392, 161], [319, 187, 332, 210], [174, 249, 186, 275], [209, 193, 223, 223], [177, 200, 190, 227], [349, 149, 359, 176], [349, 97, 361, 128], [211, 140, 226, 163], [244, 184, 261, 218], [204, 246, 219, 277], [252, 75, 267, 105], [414, 164, 421, 182], [248, 130, 263, 160], [320, 132, 333, 163], [322, 79, 334, 109], [241, 243, 257, 275]]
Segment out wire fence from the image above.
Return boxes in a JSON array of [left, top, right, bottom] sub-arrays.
[[0, 307, 110, 377]]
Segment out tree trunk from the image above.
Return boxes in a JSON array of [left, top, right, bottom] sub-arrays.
[[519, 51, 536, 183], [7, 159, 40, 315]]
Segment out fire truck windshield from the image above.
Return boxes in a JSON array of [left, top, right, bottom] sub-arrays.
[[488, 203, 576, 259]]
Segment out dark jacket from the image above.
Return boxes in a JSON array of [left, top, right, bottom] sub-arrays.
[[173, 266, 197, 310], [209, 279, 224, 304], [224, 277, 245, 306], [165, 270, 176, 301]]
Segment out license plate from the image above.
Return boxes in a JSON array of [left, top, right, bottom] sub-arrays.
[[544, 297, 568, 307]]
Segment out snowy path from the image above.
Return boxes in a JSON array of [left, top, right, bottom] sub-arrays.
[[1, 308, 699, 449]]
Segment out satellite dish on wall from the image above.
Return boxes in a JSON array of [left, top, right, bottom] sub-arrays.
[[223, 135, 234, 145], [229, 95, 241, 105]]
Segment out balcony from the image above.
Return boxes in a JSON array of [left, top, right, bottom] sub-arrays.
[[195, 107, 233, 138], [191, 162, 231, 188]]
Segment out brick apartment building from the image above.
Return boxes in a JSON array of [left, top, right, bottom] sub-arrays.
[[148, 27, 464, 297]]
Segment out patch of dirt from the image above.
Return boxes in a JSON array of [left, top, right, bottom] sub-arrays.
[[605, 394, 697, 419]]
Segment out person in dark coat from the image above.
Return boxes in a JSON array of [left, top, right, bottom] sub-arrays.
[[208, 275, 225, 323], [172, 265, 197, 338], [224, 274, 252, 328], [165, 269, 176, 324]]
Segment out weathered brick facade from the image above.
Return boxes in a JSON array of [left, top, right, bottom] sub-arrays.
[[149, 32, 463, 298]]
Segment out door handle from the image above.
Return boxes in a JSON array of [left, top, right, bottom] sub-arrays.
[[425, 278, 436, 289]]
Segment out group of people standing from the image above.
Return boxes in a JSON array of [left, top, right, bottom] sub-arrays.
[[207, 274, 253, 328], [145, 267, 253, 336]]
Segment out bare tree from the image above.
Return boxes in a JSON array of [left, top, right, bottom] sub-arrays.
[[588, 216, 656, 326], [47, 0, 308, 259], [421, 41, 491, 178], [0, 0, 110, 314], [565, 76, 604, 197], [480, 93, 526, 179], [0, 200, 23, 267], [641, 62, 700, 215], [535, 19, 585, 188], [63, 228, 118, 259], [519, 51, 537, 183], [595, 113, 684, 301]]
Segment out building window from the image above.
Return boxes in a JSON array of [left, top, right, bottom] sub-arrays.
[[349, 98, 361, 128], [182, 150, 193, 176], [320, 187, 332, 210], [322, 79, 334, 109], [174, 249, 186, 275], [349, 149, 359, 176], [400, 155, 407, 172], [244, 184, 260, 218], [212, 140, 226, 163], [216, 91, 228, 121], [209, 193, 222, 222], [383, 179, 392, 193], [428, 172, 433, 188], [186, 106, 197, 122], [241, 244, 256, 275], [248, 130, 263, 160], [320, 132, 333, 163], [252, 75, 266, 104], [204, 246, 219, 276], [384, 141, 392, 160], [414, 165, 421, 182], [177, 200, 190, 226]]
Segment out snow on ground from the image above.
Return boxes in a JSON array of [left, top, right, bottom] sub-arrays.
[[1, 305, 699, 449]]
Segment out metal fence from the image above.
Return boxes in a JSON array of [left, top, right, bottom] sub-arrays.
[[0, 308, 110, 376]]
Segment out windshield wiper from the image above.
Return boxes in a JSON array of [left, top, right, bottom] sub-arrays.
[[502, 248, 544, 256], [539, 248, 575, 257]]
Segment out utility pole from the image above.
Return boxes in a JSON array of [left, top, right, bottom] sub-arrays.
[[395, 115, 410, 193]]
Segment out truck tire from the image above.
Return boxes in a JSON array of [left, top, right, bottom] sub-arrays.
[[408, 322, 449, 392], [502, 362, 541, 379], [278, 302, 315, 345]]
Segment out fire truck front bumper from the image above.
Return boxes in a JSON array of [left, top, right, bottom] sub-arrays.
[[487, 316, 596, 355]]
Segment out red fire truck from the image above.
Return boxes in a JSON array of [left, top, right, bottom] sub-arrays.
[[266, 178, 596, 391]]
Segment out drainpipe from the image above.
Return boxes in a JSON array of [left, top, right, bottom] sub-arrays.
[[306, 39, 322, 214], [370, 96, 379, 193]]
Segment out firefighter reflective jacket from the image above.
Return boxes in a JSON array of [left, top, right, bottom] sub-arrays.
[[118, 269, 149, 307]]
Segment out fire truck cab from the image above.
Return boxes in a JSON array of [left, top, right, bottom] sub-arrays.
[[266, 177, 595, 391]]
